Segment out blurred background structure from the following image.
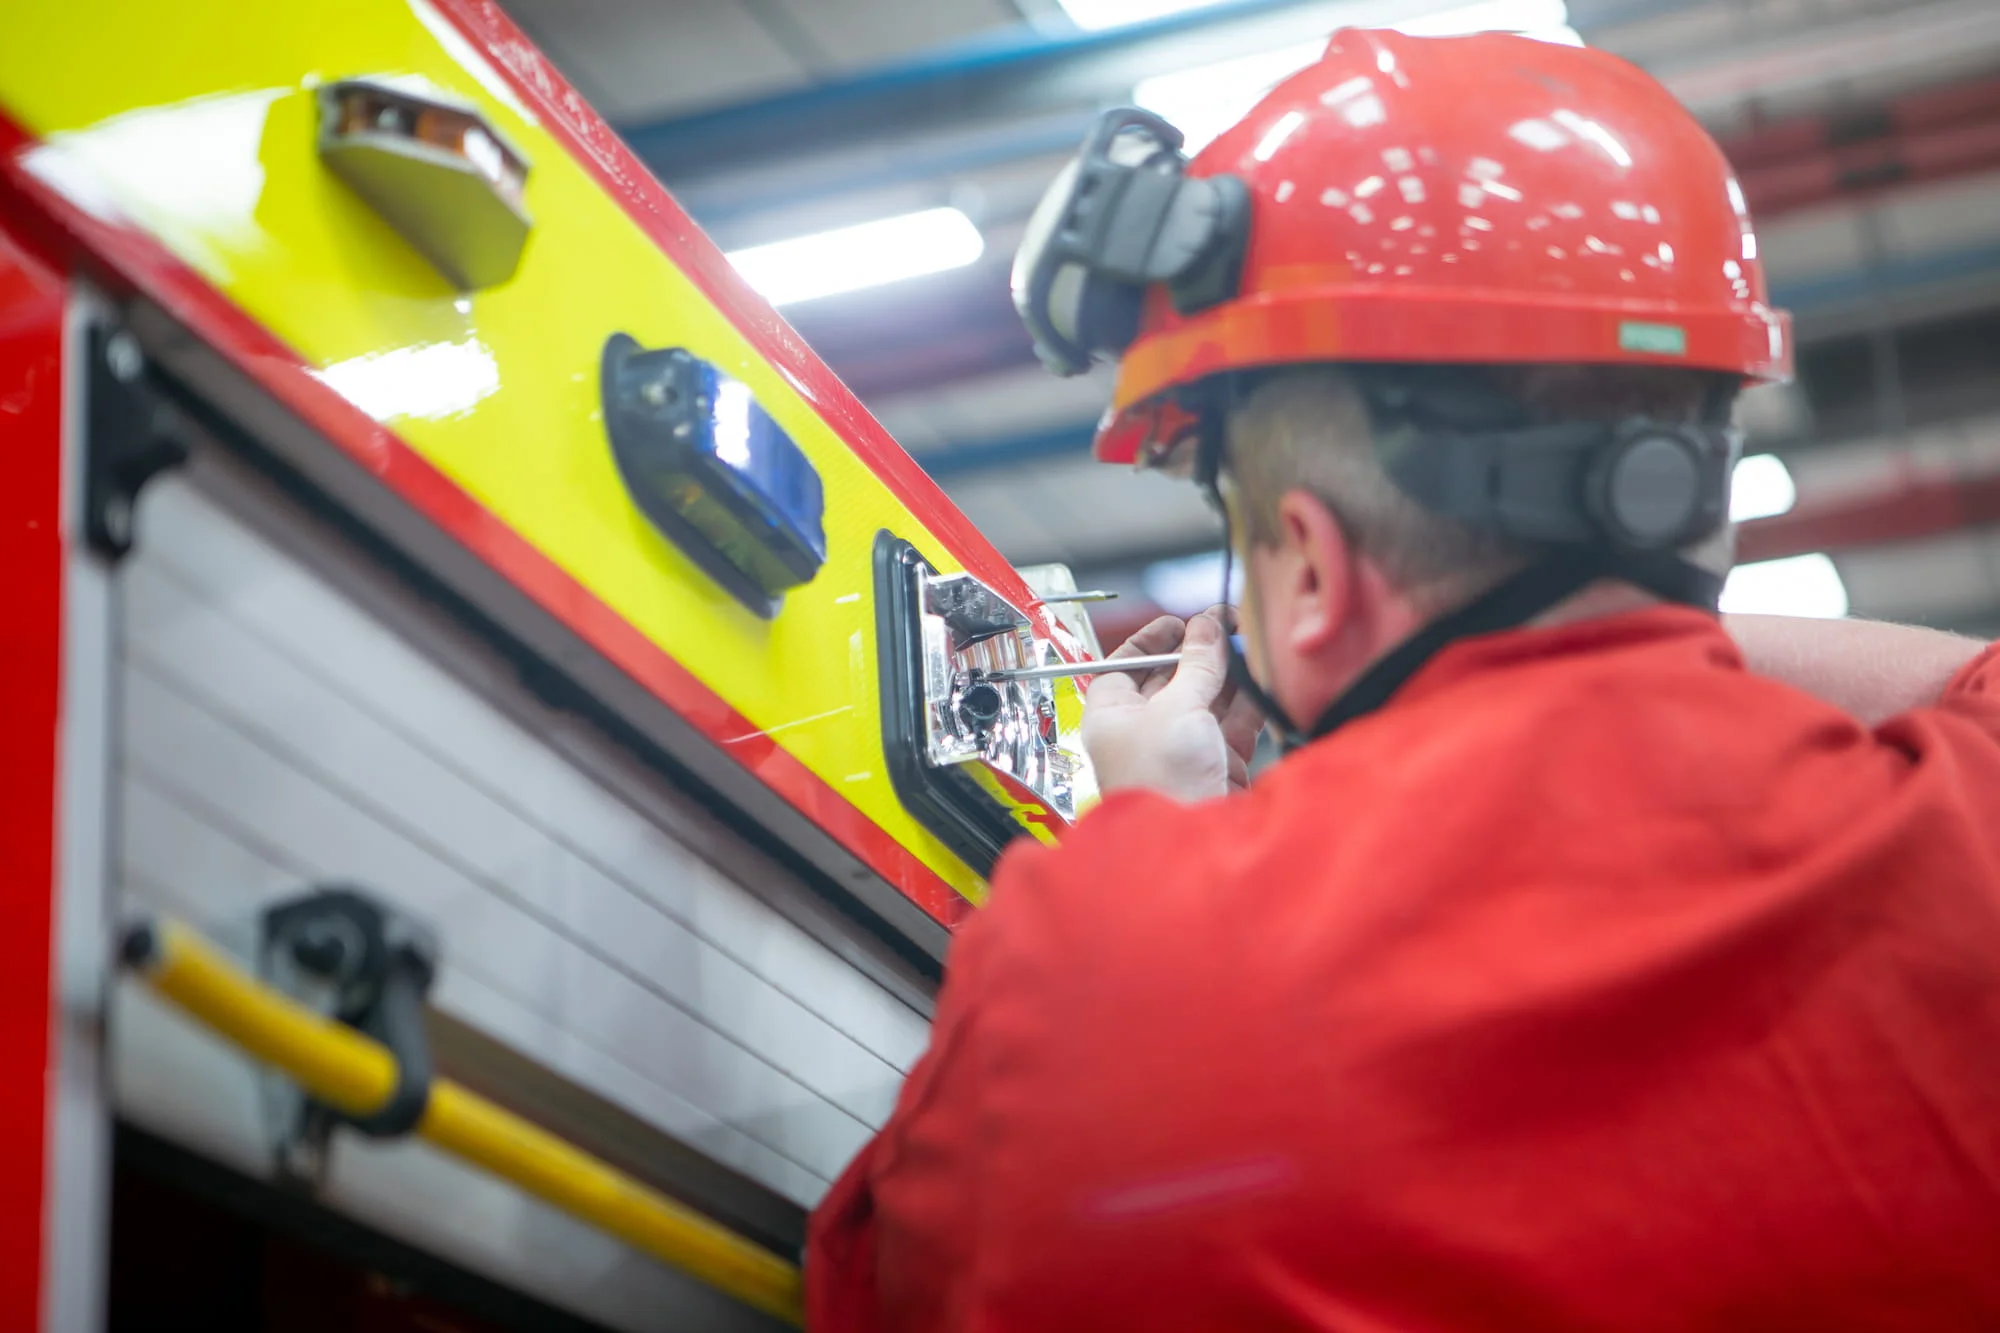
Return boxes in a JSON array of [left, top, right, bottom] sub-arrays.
[[504, 0, 2000, 643]]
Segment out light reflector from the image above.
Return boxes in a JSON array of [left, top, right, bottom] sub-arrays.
[[725, 207, 985, 306]]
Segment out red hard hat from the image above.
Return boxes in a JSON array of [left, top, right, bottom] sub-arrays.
[[1089, 29, 1792, 464]]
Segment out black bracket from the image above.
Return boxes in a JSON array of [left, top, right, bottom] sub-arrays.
[[874, 532, 1026, 876], [86, 326, 189, 560], [260, 886, 440, 1182]]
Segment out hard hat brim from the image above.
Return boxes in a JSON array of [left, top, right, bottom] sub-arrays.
[[1096, 283, 1791, 464]]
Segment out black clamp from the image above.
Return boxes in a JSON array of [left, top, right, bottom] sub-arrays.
[[262, 886, 439, 1139], [86, 326, 189, 561]]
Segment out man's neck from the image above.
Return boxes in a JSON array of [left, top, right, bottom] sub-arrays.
[[1295, 575, 1684, 733], [1532, 579, 1662, 629]]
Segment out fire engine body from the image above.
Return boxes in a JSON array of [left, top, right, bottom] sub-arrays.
[[0, 3, 1099, 1327]]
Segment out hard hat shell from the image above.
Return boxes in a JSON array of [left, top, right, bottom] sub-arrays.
[[1097, 29, 1791, 464]]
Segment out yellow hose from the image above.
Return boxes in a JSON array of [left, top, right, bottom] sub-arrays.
[[122, 917, 805, 1326]]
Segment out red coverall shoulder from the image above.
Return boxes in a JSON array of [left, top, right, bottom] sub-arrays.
[[809, 611, 2000, 1332]]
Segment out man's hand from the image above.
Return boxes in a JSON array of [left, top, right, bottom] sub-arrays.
[[1081, 607, 1265, 803]]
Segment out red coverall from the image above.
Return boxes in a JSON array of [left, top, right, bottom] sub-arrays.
[[808, 607, 2000, 1330]]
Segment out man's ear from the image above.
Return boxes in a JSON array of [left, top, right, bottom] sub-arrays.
[[1272, 488, 1353, 657]]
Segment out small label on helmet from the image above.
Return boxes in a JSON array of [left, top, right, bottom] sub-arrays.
[[1619, 321, 1688, 356]]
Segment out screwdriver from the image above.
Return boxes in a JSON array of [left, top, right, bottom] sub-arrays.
[[981, 653, 1183, 683]]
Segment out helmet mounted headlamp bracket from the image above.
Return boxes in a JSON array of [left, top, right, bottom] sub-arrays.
[[1012, 108, 1251, 377]]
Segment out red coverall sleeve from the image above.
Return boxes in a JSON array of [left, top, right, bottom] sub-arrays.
[[804, 881, 1003, 1330], [801, 1129, 884, 1330]]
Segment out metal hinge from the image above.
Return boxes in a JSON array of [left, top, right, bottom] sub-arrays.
[[85, 326, 189, 561]]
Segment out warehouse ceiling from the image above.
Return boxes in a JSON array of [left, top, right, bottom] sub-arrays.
[[503, 0, 2000, 639]]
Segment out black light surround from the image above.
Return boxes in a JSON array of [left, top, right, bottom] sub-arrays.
[[873, 533, 1088, 875]]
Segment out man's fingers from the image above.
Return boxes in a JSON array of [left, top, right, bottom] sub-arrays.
[[1083, 666, 1142, 711], [1185, 603, 1263, 759], [1111, 615, 1187, 659], [1157, 609, 1231, 710], [1104, 614, 1187, 698]]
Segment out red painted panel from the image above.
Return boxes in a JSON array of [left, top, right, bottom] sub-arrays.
[[0, 112, 975, 930], [0, 214, 65, 1331]]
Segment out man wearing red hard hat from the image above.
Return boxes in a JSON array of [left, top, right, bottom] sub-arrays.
[[808, 30, 2000, 1331]]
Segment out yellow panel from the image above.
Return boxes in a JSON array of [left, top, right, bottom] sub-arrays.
[[0, 0, 1081, 905]]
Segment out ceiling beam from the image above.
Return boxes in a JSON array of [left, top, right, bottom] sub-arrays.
[[626, 0, 1710, 187], [625, 0, 1317, 181]]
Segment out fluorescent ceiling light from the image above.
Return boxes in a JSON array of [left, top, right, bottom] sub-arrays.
[[1719, 553, 1848, 619], [1065, 0, 1575, 35], [1396, 0, 1579, 43], [1058, 0, 1232, 30], [1729, 453, 1797, 523], [726, 207, 984, 307], [1134, 40, 1326, 156], [1133, 0, 1579, 153]]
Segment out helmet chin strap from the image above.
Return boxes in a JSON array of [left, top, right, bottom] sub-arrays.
[[1213, 536, 1310, 751], [1194, 397, 1311, 750], [1192, 408, 1725, 755]]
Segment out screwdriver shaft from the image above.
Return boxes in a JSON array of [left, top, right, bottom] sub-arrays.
[[983, 652, 1183, 682]]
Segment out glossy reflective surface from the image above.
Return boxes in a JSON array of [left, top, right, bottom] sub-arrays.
[[1212, 40, 1758, 311], [0, 216, 65, 1333], [916, 567, 1085, 826], [0, 0, 1071, 922], [1106, 28, 1791, 455]]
